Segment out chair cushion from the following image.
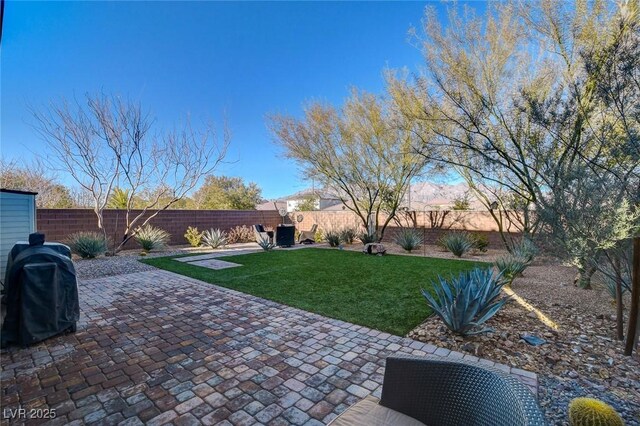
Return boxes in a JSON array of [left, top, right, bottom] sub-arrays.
[[328, 396, 426, 426]]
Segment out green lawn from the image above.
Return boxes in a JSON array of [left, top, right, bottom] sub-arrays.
[[141, 248, 487, 336]]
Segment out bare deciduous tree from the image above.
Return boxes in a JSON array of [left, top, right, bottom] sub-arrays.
[[0, 159, 74, 208], [32, 94, 229, 252]]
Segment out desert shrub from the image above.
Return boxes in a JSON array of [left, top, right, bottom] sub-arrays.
[[227, 225, 254, 244], [358, 232, 377, 245], [184, 226, 203, 247], [421, 268, 509, 336], [135, 225, 170, 252], [470, 233, 489, 253], [567, 397, 623, 426], [202, 228, 228, 249], [494, 254, 529, 284], [440, 232, 473, 257], [324, 229, 341, 247], [339, 227, 358, 244], [512, 238, 538, 263], [394, 228, 422, 252], [66, 231, 107, 259], [314, 229, 324, 243], [257, 234, 276, 251]]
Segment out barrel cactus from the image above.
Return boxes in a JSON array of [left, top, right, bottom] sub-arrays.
[[568, 398, 624, 426]]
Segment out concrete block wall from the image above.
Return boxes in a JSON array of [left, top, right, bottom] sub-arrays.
[[37, 209, 284, 248]]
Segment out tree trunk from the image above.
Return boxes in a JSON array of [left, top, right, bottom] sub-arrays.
[[574, 265, 597, 289], [624, 237, 640, 355], [614, 257, 624, 341]]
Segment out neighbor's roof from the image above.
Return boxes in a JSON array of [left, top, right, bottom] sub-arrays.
[[277, 188, 340, 201], [256, 200, 286, 211]]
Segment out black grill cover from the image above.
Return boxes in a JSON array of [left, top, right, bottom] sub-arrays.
[[275, 225, 295, 247], [1, 244, 79, 347]]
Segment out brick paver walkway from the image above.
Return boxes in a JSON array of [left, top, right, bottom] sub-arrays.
[[1, 270, 537, 425]]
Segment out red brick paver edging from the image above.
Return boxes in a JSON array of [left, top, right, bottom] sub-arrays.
[[1, 270, 537, 425]]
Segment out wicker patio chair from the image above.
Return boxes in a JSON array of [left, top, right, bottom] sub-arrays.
[[297, 223, 317, 243], [253, 224, 273, 244], [329, 355, 546, 426]]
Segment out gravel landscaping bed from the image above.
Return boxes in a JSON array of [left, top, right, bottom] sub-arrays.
[[407, 261, 640, 425], [342, 241, 505, 263], [73, 246, 211, 279]]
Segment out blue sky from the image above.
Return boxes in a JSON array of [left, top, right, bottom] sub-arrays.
[[2, 1, 452, 199]]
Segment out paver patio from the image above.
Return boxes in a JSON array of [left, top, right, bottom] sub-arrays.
[[1, 269, 537, 425]]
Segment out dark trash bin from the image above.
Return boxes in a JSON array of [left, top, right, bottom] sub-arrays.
[[1, 233, 79, 347]]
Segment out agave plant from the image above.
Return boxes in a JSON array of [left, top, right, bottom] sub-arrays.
[[394, 228, 422, 252], [440, 232, 473, 257], [435, 235, 449, 252], [135, 225, 170, 252], [66, 231, 108, 259], [470, 233, 489, 253], [324, 229, 341, 247], [339, 227, 358, 244], [421, 268, 509, 336], [358, 232, 377, 245], [202, 228, 228, 249], [494, 254, 529, 284], [257, 234, 276, 251], [512, 238, 538, 263]]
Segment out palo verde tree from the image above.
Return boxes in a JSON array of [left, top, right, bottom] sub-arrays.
[[387, 2, 548, 250], [32, 94, 229, 252], [578, 0, 640, 354], [391, 0, 640, 352], [389, 0, 635, 275], [269, 90, 430, 241]]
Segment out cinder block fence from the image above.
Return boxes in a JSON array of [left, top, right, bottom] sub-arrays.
[[36, 209, 283, 248], [36, 208, 521, 249]]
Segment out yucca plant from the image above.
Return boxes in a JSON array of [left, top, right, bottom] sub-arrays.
[[421, 268, 509, 336], [358, 231, 377, 245], [184, 226, 203, 247], [66, 231, 108, 259], [494, 254, 529, 284], [324, 229, 341, 247], [512, 238, 538, 263], [339, 227, 358, 244], [202, 228, 228, 249], [257, 234, 276, 251], [394, 228, 422, 252], [440, 232, 473, 257], [227, 225, 254, 244], [135, 225, 170, 252]]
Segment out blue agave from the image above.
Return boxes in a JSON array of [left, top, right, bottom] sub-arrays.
[[421, 268, 509, 336], [512, 238, 538, 263]]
